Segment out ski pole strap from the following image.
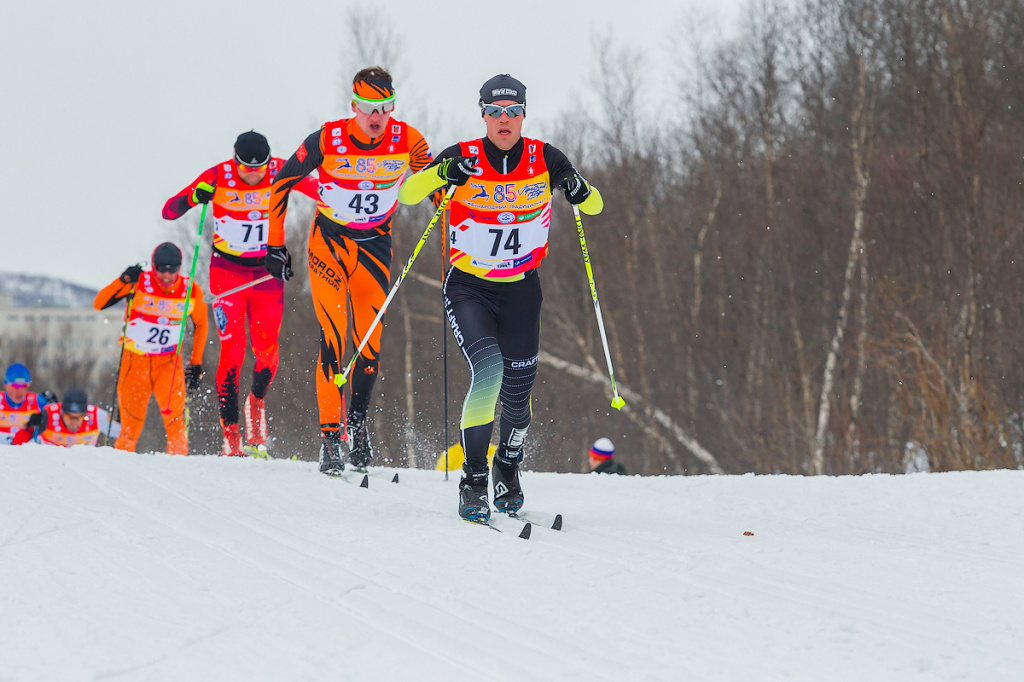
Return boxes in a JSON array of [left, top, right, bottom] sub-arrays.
[[573, 205, 625, 410], [334, 186, 456, 388]]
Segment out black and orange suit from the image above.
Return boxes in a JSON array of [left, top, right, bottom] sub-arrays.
[[269, 117, 431, 436]]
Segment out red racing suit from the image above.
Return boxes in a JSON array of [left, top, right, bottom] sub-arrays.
[[0, 392, 43, 445], [163, 158, 317, 427]]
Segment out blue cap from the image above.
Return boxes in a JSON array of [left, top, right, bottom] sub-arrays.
[[4, 363, 31, 386]]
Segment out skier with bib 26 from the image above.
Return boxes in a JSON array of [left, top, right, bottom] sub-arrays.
[[93, 242, 208, 455], [162, 131, 317, 456], [266, 67, 433, 475], [398, 74, 604, 521]]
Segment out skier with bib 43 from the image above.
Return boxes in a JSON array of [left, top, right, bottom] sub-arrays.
[[267, 67, 433, 475], [398, 74, 604, 521]]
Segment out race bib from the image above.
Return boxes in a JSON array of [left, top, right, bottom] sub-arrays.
[[125, 319, 179, 355], [319, 182, 401, 226], [451, 215, 549, 268], [214, 215, 270, 253], [0, 411, 31, 431]]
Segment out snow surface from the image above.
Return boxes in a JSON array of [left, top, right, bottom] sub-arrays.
[[2, 445, 1022, 681]]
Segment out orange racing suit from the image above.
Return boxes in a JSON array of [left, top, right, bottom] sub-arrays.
[[94, 270, 208, 455]]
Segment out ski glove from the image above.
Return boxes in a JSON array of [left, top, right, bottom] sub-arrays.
[[559, 173, 591, 205], [191, 181, 215, 205], [40, 390, 58, 406], [184, 364, 203, 395], [120, 264, 143, 284], [26, 412, 44, 430], [265, 245, 293, 282], [438, 156, 478, 186]]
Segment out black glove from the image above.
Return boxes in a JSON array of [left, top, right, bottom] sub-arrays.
[[120, 264, 143, 284], [40, 390, 58, 406], [184, 364, 204, 395], [191, 181, 215, 205], [265, 245, 293, 282], [26, 412, 44, 430], [438, 156, 478, 186], [559, 173, 591, 205]]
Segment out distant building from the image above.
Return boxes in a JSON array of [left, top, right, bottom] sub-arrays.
[[0, 303, 125, 383]]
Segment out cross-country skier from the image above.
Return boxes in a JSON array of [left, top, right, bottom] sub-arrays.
[[0, 364, 55, 445], [163, 131, 318, 456], [398, 74, 604, 521], [93, 242, 208, 455], [266, 67, 433, 475], [13, 388, 119, 447]]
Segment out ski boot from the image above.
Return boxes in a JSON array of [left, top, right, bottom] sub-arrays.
[[243, 394, 269, 459], [319, 430, 345, 476], [459, 465, 491, 522], [346, 410, 373, 471], [220, 420, 244, 457], [492, 444, 524, 514]]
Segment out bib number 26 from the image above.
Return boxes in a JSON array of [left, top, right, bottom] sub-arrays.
[[147, 327, 171, 345]]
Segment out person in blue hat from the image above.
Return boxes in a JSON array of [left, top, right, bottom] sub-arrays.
[[0, 363, 55, 445]]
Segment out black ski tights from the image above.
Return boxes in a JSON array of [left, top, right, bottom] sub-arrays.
[[443, 268, 542, 470]]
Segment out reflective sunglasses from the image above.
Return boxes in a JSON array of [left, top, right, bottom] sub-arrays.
[[482, 103, 525, 119], [237, 162, 268, 173], [154, 263, 181, 274], [354, 97, 396, 115]]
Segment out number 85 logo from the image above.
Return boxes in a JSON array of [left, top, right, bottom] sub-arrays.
[[493, 183, 518, 203]]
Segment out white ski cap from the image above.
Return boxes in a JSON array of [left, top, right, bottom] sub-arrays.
[[590, 438, 615, 458]]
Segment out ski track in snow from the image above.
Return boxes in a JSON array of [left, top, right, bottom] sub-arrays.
[[1, 445, 1022, 681]]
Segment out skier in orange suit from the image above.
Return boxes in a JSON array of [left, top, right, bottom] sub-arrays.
[[93, 242, 208, 455]]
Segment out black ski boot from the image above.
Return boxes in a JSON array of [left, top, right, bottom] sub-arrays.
[[346, 410, 373, 471], [319, 430, 345, 476], [492, 445, 524, 514], [459, 466, 490, 521]]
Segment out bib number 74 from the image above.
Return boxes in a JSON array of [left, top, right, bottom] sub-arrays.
[[488, 228, 520, 256]]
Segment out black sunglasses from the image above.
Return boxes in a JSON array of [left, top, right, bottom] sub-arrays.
[[155, 263, 181, 274]]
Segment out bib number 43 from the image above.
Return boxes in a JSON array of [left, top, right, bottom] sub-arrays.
[[348, 193, 380, 215]]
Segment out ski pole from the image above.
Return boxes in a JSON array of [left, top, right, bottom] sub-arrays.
[[162, 203, 207, 416], [106, 273, 140, 442], [204, 274, 274, 303], [335, 186, 456, 389], [441, 205, 450, 480], [573, 205, 626, 410]]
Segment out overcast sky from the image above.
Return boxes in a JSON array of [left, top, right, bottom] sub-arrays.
[[1, 0, 744, 289]]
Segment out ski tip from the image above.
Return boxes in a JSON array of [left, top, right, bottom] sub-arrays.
[[391, 473, 399, 483], [551, 514, 563, 531], [359, 474, 369, 488], [518, 523, 532, 540]]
